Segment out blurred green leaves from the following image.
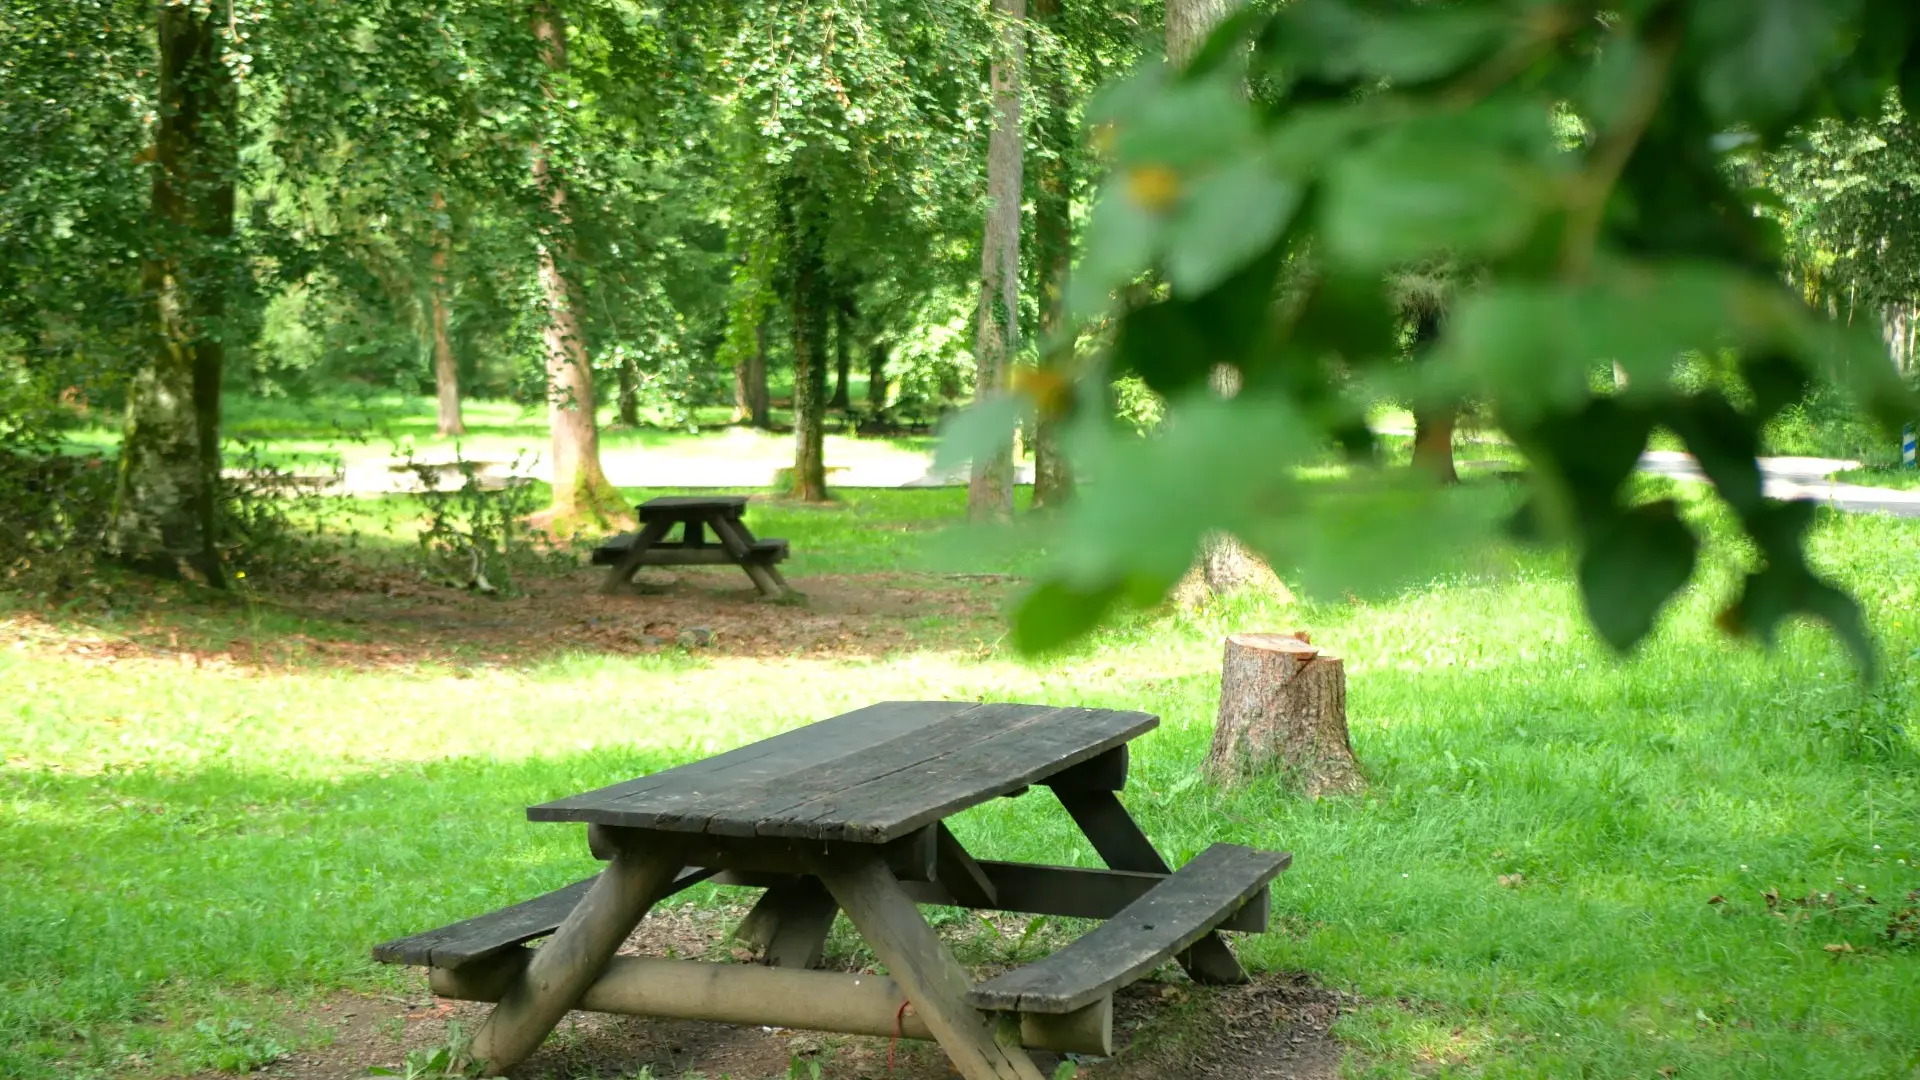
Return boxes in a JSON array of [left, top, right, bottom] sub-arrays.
[[987, 0, 1920, 673]]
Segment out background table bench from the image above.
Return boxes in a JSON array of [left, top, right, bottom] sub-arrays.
[[372, 700, 1290, 1080], [593, 495, 790, 598]]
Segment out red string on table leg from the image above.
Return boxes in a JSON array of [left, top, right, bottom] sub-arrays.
[[888, 999, 912, 1073]]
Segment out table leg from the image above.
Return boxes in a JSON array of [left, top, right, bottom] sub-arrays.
[[1052, 788, 1248, 985], [811, 851, 1046, 1080], [710, 515, 787, 599], [733, 874, 839, 969], [600, 519, 672, 595], [467, 847, 684, 1074]]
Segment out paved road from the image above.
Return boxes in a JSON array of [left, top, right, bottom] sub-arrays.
[[310, 442, 1919, 517], [1638, 451, 1920, 518]]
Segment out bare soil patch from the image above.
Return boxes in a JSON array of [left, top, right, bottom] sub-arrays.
[[220, 902, 1345, 1080], [4, 567, 1011, 673]]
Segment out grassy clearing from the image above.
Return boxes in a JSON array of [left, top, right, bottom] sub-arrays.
[[2, 480, 1918, 1080]]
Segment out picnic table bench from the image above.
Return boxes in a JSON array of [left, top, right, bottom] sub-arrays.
[[592, 495, 790, 599], [372, 701, 1290, 1080]]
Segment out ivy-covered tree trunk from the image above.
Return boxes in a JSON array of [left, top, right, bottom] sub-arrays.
[[867, 340, 889, 412], [1030, 0, 1075, 510], [1408, 307, 1458, 483], [748, 319, 771, 427], [430, 196, 464, 438], [780, 175, 830, 502], [531, 2, 624, 530], [969, 0, 1025, 522], [830, 294, 853, 410], [617, 352, 640, 426], [109, 4, 234, 584]]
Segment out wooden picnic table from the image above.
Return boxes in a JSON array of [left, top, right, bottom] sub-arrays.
[[593, 495, 791, 599], [373, 701, 1290, 1079]]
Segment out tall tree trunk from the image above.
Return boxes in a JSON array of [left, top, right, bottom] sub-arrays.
[[617, 350, 640, 426], [748, 319, 771, 427], [531, 3, 623, 529], [1167, 0, 1235, 66], [780, 175, 830, 502], [1163, 0, 1283, 608], [431, 194, 465, 437], [1408, 307, 1458, 484], [830, 294, 853, 410], [969, 0, 1026, 522], [866, 340, 889, 412], [109, 4, 234, 584], [1030, 0, 1075, 510], [732, 360, 750, 422]]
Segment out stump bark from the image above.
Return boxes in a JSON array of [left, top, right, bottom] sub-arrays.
[[1207, 632, 1363, 797]]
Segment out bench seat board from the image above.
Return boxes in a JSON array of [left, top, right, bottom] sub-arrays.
[[965, 844, 1290, 1014], [372, 866, 714, 970]]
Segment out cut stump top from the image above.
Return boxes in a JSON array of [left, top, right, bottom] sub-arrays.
[[1226, 632, 1323, 660]]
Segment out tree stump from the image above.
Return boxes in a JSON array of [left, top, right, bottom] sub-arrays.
[[1206, 632, 1364, 797]]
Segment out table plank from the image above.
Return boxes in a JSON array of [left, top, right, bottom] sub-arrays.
[[757, 708, 1154, 842], [531, 702, 1160, 847], [638, 495, 748, 521], [699, 703, 1066, 838], [527, 701, 972, 824]]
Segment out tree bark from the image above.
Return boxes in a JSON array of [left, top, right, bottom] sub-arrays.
[[531, 3, 624, 530], [1407, 307, 1457, 483], [866, 340, 889, 412], [1030, 0, 1074, 510], [109, 3, 233, 584], [748, 319, 772, 427], [830, 293, 854, 410], [1207, 633, 1363, 797], [1167, 0, 1236, 67], [732, 361, 751, 423], [1163, 0, 1280, 604], [617, 350, 640, 426], [431, 194, 465, 437], [968, 0, 1025, 522], [780, 175, 830, 502]]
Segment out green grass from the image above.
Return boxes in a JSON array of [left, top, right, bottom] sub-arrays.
[[1833, 465, 1920, 491], [3, 483, 1919, 1079]]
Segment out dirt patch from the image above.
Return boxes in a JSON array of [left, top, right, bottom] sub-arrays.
[[220, 902, 1346, 1080], [3, 567, 1011, 674]]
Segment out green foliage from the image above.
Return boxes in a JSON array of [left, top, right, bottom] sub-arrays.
[[397, 445, 543, 595], [1011, 0, 1920, 671]]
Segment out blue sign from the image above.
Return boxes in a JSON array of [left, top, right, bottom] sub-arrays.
[[1907, 423, 1918, 469]]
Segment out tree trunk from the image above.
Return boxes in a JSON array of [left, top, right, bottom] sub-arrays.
[[431, 194, 465, 437], [748, 319, 771, 427], [1407, 308, 1457, 483], [1207, 633, 1363, 797], [109, 3, 233, 584], [968, 0, 1026, 522], [780, 175, 830, 502], [1030, 0, 1074, 510], [531, 3, 624, 530], [830, 294, 853, 410], [1163, 0, 1280, 604], [618, 350, 640, 426], [866, 340, 889, 412], [1167, 0, 1236, 67]]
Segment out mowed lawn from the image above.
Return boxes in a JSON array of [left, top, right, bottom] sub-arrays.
[[3, 483, 1918, 1079]]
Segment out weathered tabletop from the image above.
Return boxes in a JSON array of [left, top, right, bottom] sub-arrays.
[[530, 700, 1157, 842]]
